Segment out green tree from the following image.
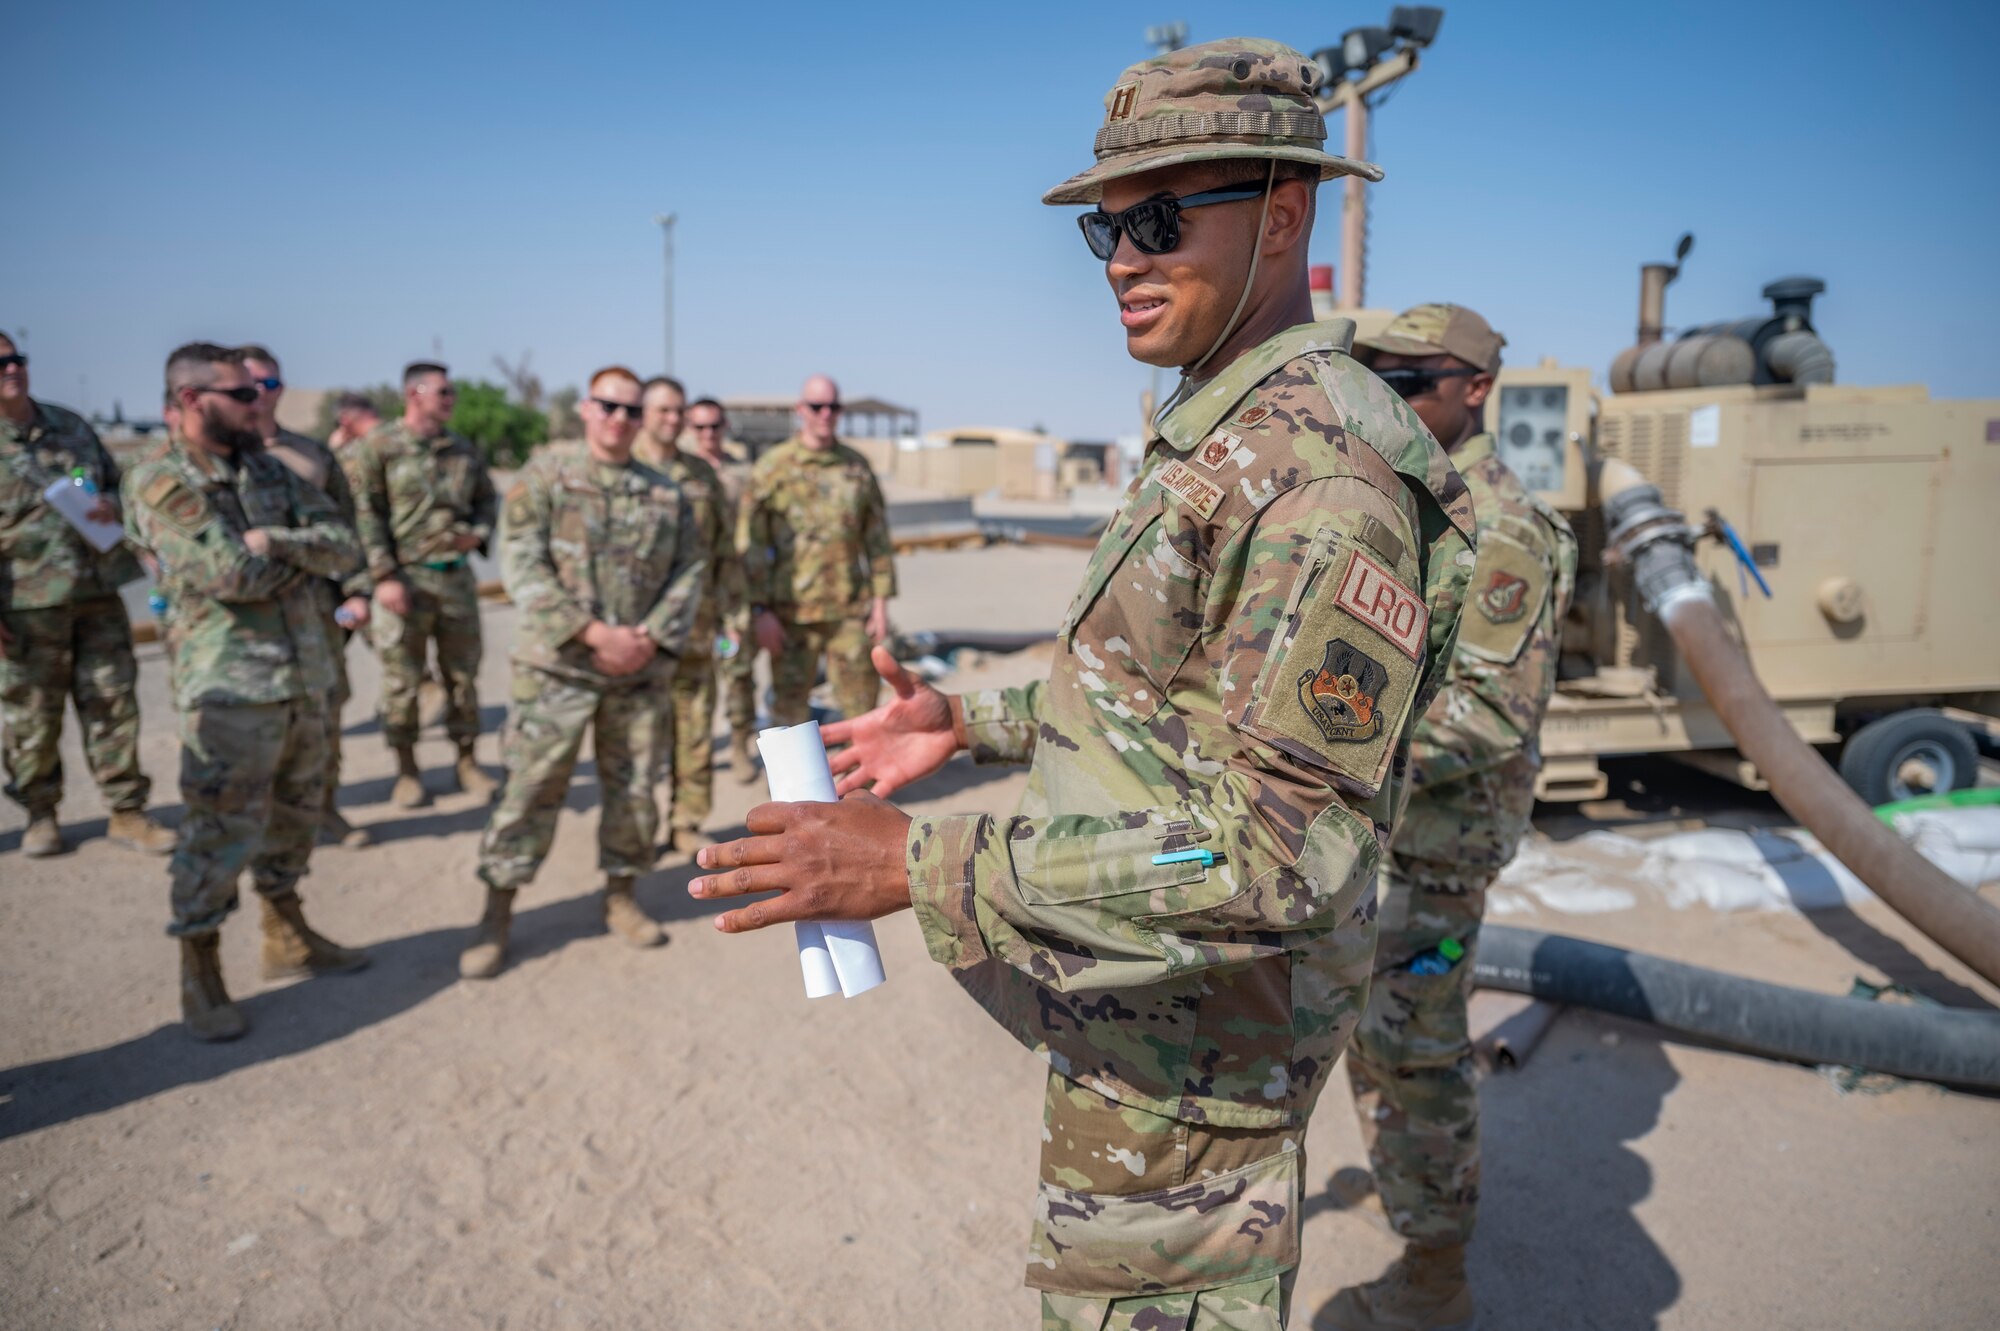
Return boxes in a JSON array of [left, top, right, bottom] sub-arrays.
[[449, 379, 547, 466]]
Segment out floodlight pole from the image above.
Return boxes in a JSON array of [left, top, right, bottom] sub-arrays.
[[653, 212, 678, 376], [1317, 48, 1418, 310]]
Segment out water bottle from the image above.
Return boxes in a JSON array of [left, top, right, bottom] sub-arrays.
[[147, 590, 170, 619], [70, 466, 98, 497], [1407, 937, 1466, 976]]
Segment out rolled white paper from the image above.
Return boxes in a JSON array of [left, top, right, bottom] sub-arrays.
[[758, 722, 888, 999]]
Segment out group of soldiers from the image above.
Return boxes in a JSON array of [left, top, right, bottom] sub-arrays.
[[0, 339, 899, 1025], [9, 32, 1583, 1330]]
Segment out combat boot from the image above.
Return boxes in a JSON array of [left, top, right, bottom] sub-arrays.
[[259, 894, 371, 981], [21, 813, 64, 858], [602, 875, 665, 948], [319, 804, 372, 849], [180, 934, 247, 1041], [391, 745, 429, 809], [459, 887, 515, 979], [1321, 1243, 1476, 1331], [1325, 1165, 1395, 1236], [731, 733, 759, 785], [107, 808, 177, 855], [451, 742, 496, 801]]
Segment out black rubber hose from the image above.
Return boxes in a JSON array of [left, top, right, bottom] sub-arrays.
[[1475, 924, 2000, 1090]]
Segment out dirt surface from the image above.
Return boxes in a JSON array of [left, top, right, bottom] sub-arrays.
[[4, 544, 1998, 1329]]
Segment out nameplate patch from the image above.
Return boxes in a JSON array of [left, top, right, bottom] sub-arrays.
[[1333, 551, 1427, 661]]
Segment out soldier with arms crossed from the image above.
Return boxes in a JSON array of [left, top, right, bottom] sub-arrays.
[[342, 361, 498, 809], [124, 343, 369, 1041], [1322, 305, 1577, 1331], [692, 40, 1477, 1328], [459, 367, 705, 979], [0, 330, 176, 857]]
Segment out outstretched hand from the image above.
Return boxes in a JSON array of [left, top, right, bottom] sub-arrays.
[[821, 645, 963, 797], [690, 792, 913, 934]]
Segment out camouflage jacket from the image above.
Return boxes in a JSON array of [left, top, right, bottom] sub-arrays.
[[260, 427, 370, 599], [0, 399, 144, 610], [1393, 433, 1577, 869], [907, 321, 1477, 1129], [341, 419, 497, 582], [652, 446, 746, 646], [739, 438, 895, 623], [122, 439, 361, 710], [498, 444, 706, 686]]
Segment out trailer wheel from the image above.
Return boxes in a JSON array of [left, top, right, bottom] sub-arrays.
[[1838, 710, 1980, 805]]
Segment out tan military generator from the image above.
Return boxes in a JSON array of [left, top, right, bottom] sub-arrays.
[[1485, 239, 2000, 802]]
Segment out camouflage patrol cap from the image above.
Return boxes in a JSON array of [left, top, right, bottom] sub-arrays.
[[1357, 303, 1507, 374], [1042, 37, 1384, 206]]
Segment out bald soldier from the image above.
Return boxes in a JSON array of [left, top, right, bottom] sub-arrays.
[[691, 40, 1475, 1327], [236, 345, 374, 849], [1323, 306, 1577, 1331], [0, 330, 176, 857], [737, 374, 896, 749]]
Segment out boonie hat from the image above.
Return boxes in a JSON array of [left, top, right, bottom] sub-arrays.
[[1357, 303, 1507, 374], [1042, 37, 1384, 206]]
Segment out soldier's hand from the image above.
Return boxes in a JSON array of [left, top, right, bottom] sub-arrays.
[[865, 598, 891, 644], [338, 595, 371, 629], [690, 792, 913, 932], [753, 608, 786, 656], [823, 645, 962, 797], [375, 578, 411, 617], [452, 530, 481, 553], [243, 528, 274, 557], [586, 624, 655, 676], [86, 497, 118, 524]]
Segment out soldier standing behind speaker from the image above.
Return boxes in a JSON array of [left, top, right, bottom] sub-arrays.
[[683, 399, 760, 785], [235, 345, 374, 849], [342, 361, 498, 809], [1323, 304, 1578, 1331], [124, 343, 369, 1042], [0, 329, 176, 859]]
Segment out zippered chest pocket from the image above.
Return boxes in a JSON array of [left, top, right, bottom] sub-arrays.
[[1066, 495, 1205, 725]]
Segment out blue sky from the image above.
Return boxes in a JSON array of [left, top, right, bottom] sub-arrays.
[[9, 0, 1997, 441]]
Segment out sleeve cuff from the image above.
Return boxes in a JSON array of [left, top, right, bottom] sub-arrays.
[[907, 813, 991, 970], [872, 572, 898, 599], [548, 607, 594, 647], [960, 687, 1037, 765]]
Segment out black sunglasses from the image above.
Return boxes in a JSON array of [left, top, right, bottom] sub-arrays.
[[1375, 366, 1483, 400], [0, 354, 26, 370], [194, 385, 261, 404], [592, 397, 642, 420], [1078, 182, 1269, 261], [800, 401, 841, 414]]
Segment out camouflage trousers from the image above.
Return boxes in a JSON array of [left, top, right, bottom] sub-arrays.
[[371, 563, 481, 748], [1032, 1071, 1301, 1330], [168, 696, 327, 937], [771, 615, 878, 726], [1345, 856, 1490, 1248], [666, 647, 716, 833], [722, 612, 757, 735], [0, 597, 149, 817], [323, 614, 352, 813], [478, 665, 668, 890]]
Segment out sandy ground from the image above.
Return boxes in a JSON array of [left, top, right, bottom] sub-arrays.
[[4, 543, 1998, 1330]]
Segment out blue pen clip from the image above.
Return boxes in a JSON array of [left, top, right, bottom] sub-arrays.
[[1152, 848, 1216, 867]]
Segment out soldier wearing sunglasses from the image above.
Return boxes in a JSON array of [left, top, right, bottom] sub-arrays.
[[341, 360, 499, 811], [1323, 306, 1577, 1330], [459, 367, 705, 979], [690, 39, 1476, 1328], [123, 342, 370, 1041], [235, 345, 374, 851], [0, 331, 177, 859]]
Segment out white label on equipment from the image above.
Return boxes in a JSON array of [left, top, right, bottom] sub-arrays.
[[1689, 404, 1721, 448]]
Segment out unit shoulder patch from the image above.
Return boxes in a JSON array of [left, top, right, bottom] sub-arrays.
[[1194, 430, 1243, 472], [1298, 638, 1389, 745], [1157, 461, 1224, 520], [141, 471, 210, 538], [1457, 527, 1551, 665], [1332, 550, 1428, 661]]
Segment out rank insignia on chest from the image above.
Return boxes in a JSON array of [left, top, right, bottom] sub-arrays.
[[1230, 404, 1272, 430], [1477, 570, 1531, 623], [1156, 460, 1224, 519], [1333, 551, 1428, 661], [1194, 430, 1242, 472], [1298, 638, 1388, 744]]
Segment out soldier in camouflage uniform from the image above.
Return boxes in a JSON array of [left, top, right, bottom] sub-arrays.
[[237, 346, 375, 849], [691, 42, 1478, 1328], [0, 330, 176, 858], [738, 375, 896, 750], [342, 361, 498, 809], [683, 398, 761, 784], [1319, 306, 1577, 1331], [460, 368, 705, 979], [124, 343, 370, 1042], [637, 381, 746, 854]]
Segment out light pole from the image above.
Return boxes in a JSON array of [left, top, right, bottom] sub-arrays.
[[653, 212, 678, 375], [1312, 7, 1444, 310]]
